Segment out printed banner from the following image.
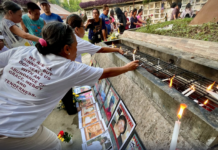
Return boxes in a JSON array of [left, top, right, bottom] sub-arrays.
[[80, 121, 106, 143], [100, 86, 120, 126], [82, 131, 113, 150], [80, 103, 99, 117], [79, 111, 101, 129], [74, 86, 91, 94], [97, 79, 110, 108], [123, 131, 146, 150], [108, 101, 136, 150]]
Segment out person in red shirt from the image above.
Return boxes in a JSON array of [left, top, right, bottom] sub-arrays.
[[124, 11, 130, 30]]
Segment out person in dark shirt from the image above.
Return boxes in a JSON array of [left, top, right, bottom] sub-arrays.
[[85, 8, 107, 44], [115, 7, 127, 34], [111, 115, 127, 147], [39, 0, 63, 23], [130, 8, 142, 29], [124, 11, 130, 30], [170, 4, 179, 20]]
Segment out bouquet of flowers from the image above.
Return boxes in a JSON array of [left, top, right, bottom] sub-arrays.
[[57, 130, 73, 143]]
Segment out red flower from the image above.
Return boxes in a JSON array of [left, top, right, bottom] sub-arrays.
[[150, 14, 153, 17], [58, 130, 64, 137]]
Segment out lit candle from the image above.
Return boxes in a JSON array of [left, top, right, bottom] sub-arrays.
[[170, 104, 187, 150], [194, 99, 208, 107], [181, 85, 194, 95], [162, 78, 169, 82], [207, 91, 218, 100], [184, 86, 195, 97], [133, 49, 136, 61], [169, 75, 175, 87]]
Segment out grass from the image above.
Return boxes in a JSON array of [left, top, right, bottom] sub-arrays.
[[81, 35, 89, 56], [136, 18, 218, 42]]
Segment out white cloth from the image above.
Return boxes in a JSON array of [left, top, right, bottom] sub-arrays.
[[0, 46, 103, 138], [87, 141, 102, 150], [0, 126, 61, 150], [0, 46, 9, 53], [75, 34, 101, 63], [181, 9, 194, 18]]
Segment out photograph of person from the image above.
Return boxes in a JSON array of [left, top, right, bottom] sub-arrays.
[[78, 91, 93, 100], [94, 82, 100, 96], [82, 112, 99, 128], [108, 101, 136, 150], [80, 99, 94, 108], [74, 86, 91, 94], [84, 121, 105, 141], [81, 104, 97, 116], [84, 131, 112, 150], [124, 131, 146, 150], [97, 79, 107, 107]]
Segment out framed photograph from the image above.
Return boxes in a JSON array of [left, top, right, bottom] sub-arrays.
[[79, 111, 101, 129], [82, 131, 113, 150], [97, 79, 111, 108], [80, 120, 106, 143], [74, 86, 92, 94], [93, 82, 100, 96], [108, 101, 136, 150], [80, 103, 100, 117], [100, 86, 120, 126], [77, 91, 95, 108], [122, 130, 146, 150]]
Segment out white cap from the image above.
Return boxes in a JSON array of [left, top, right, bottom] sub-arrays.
[[0, 35, 4, 40]]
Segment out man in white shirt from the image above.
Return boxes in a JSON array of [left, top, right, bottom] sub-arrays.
[[0, 35, 9, 53]]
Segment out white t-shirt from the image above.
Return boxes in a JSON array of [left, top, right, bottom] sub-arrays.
[[0, 46, 103, 138], [0, 46, 9, 53], [75, 35, 101, 63], [87, 141, 102, 150]]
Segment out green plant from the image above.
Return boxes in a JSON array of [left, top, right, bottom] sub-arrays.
[[58, 131, 73, 143]]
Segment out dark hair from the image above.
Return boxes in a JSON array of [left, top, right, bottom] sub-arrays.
[[109, 17, 112, 20], [138, 9, 143, 14], [186, 3, 191, 9], [103, 4, 109, 10], [92, 8, 99, 15], [102, 137, 107, 142], [118, 115, 127, 134], [66, 14, 83, 29], [178, 3, 182, 8], [36, 22, 74, 55], [110, 9, 114, 17], [27, 2, 41, 11], [3, 1, 21, 14], [171, 2, 177, 8], [132, 8, 137, 15], [124, 11, 127, 14], [108, 96, 115, 112]]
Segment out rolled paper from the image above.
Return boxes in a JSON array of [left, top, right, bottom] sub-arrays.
[[169, 120, 181, 150], [181, 88, 191, 95]]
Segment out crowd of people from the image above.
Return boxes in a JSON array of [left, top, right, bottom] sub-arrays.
[[0, 0, 139, 149]]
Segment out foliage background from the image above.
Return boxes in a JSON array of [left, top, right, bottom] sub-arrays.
[[48, 0, 82, 12]]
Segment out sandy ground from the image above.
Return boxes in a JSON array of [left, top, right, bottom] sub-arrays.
[[42, 54, 92, 150]]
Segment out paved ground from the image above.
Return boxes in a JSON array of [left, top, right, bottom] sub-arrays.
[[42, 54, 92, 150]]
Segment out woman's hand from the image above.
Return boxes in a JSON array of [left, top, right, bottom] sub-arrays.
[[124, 60, 139, 71]]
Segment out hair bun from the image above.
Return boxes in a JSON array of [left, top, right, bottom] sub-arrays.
[[35, 42, 50, 55]]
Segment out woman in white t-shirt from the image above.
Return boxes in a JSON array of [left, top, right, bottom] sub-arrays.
[[0, 22, 139, 149], [1, 1, 40, 48]]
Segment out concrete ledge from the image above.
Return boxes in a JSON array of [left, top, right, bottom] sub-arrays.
[[94, 42, 218, 149], [121, 31, 218, 62]]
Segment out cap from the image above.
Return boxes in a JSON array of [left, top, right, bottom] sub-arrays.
[[0, 35, 4, 40], [27, 2, 41, 10], [39, 0, 49, 5]]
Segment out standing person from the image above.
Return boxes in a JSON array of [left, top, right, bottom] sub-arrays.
[[100, 5, 111, 37], [168, 2, 177, 21], [124, 11, 130, 30], [181, 3, 193, 18], [0, 22, 139, 149], [1, 1, 39, 48], [21, 2, 46, 45], [0, 35, 9, 53], [129, 10, 132, 28], [114, 8, 126, 34], [170, 4, 179, 20], [85, 8, 107, 44], [39, 0, 63, 23], [136, 9, 146, 28], [130, 8, 142, 29], [110, 9, 115, 23]]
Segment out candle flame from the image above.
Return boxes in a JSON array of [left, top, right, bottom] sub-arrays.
[[133, 49, 136, 54], [204, 99, 208, 105], [207, 82, 215, 91], [169, 75, 175, 87], [177, 103, 187, 120], [190, 85, 195, 91]]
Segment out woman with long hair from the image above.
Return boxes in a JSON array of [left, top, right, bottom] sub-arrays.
[[1, 1, 40, 48], [110, 9, 115, 23], [136, 9, 146, 28], [181, 3, 193, 18], [114, 7, 127, 34]]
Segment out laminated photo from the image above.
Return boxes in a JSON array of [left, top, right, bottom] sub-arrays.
[[78, 92, 95, 108], [123, 131, 146, 150], [93, 82, 100, 96], [97, 79, 111, 108], [80, 121, 106, 143], [80, 103, 100, 117], [74, 86, 91, 94], [108, 101, 136, 150], [100, 86, 120, 126], [79, 111, 101, 129], [82, 131, 113, 150]]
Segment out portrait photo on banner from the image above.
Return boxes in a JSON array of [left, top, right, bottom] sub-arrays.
[[80, 120, 106, 143], [77, 91, 95, 107], [80, 103, 99, 116], [97, 78, 111, 108], [82, 131, 113, 150], [108, 101, 136, 150], [79, 111, 101, 129], [100, 85, 120, 126]]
